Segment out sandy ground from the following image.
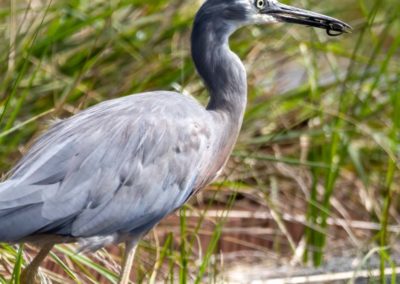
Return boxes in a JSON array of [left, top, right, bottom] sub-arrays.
[[220, 253, 400, 283]]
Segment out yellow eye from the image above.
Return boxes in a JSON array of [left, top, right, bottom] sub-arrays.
[[255, 0, 266, 9]]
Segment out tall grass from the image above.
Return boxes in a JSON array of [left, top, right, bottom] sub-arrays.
[[0, 0, 399, 282]]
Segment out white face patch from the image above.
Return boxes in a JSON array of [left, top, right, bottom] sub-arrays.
[[240, 0, 279, 25], [251, 13, 278, 24]]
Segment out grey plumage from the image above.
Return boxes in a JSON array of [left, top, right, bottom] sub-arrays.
[[0, 0, 350, 282], [0, 92, 214, 245]]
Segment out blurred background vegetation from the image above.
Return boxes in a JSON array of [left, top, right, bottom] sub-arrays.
[[0, 0, 399, 283]]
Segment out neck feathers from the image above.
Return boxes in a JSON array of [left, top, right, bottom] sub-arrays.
[[191, 7, 247, 117]]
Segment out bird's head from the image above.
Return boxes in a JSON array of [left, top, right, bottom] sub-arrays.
[[198, 0, 352, 37]]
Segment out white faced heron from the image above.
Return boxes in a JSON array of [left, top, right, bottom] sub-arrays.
[[0, 0, 351, 283]]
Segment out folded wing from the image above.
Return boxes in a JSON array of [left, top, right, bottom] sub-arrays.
[[0, 92, 213, 242]]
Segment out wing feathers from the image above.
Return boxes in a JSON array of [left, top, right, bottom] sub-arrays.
[[0, 92, 213, 242], [0, 204, 51, 242]]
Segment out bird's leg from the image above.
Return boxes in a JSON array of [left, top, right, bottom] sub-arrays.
[[118, 240, 138, 284], [20, 243, 53, 284]]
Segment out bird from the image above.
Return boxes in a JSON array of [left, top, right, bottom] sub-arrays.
[[0, 0, 351, 283]]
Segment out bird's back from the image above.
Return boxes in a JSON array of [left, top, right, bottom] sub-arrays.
[[0, 91, 217, 247]]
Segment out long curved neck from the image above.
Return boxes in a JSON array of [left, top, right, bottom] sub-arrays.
[[190, 6, 249, 189], [191, 10, 247, 123]]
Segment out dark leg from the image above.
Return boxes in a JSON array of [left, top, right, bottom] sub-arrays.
[[20, 243, 53, 284]]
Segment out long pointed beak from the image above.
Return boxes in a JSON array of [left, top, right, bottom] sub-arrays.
[[262, 2, 352, 36]]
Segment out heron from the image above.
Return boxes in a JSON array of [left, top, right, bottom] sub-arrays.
[[0, 0, 351, 283]]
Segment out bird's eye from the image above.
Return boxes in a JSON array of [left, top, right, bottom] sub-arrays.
[[255, 0, 266, 9]]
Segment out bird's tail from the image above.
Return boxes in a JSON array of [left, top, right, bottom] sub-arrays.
[[0, 180, 53, 242]]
